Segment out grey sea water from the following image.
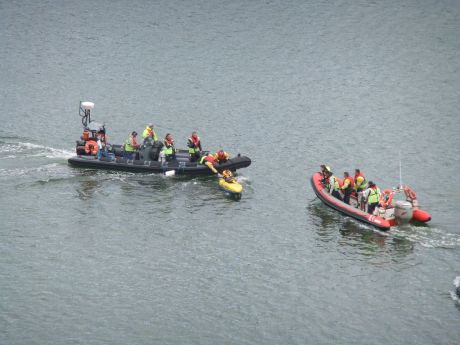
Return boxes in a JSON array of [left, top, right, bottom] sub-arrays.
[[1, 0, 460, 344]]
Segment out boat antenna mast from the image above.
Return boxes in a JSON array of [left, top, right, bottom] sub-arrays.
[[399, 150, 403, 190], [79, 101, 95, 129]]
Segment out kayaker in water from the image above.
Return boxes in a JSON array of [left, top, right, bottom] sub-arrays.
[[341, 171, 355, 205], [123, 131, 140, 160], [364, 181, 381, 215], [162, 133, 176, 161], [222, 169, 235, 183], [187, 131, 202, 162]]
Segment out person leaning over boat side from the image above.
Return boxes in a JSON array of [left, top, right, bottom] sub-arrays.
[[187, 131, 202, 162], [142, 124, 158, 143], [326, 171, 343, 201], [213, 149, 230, 163], [341, 171, 355, 205], [162, 133, 176, 161], [200, 153, 219, 174], [123, 131, 140, 160], [354, 168, 368, 210], [364, 181, 380, 215]]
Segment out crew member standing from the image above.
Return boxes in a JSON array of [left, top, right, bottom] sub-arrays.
[[341, 171, 355, 205], [364, 181, 380, 215], [354, 168, 368, 210], [142, 124, 158, 143]]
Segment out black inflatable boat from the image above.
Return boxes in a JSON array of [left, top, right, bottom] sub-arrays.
[[67, 102, 251, 175]]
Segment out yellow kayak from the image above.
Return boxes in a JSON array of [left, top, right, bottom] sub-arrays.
[[218, 177, 243, 199]]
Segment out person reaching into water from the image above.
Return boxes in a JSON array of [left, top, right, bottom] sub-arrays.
[[200, 153, 219, 174]]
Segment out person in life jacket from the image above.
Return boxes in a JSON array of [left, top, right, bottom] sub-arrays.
[[213, 150, 229, 163], [326, 171, 343, 201], [200, 153, 219, 174], [162, 133, 176, 161], [142, 124, 158, 144], [187, 131, 202, 162], [340, 171, 355, 205], [354, 168, 368, 210], [222, 169, 236, 183], [320, 164, 331, 184], [364, 181, 381, 215], [354, 169, 368, 192], [123, 131, 140, 160]]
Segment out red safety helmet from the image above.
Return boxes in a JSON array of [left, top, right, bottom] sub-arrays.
[[217, 150, 226, 160]]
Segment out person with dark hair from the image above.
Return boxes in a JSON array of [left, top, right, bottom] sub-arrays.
[[326, 171, 342, 201], [123, 131, 140, 160], [341, 171, 355, 205], [187, 131, 202, 162], [320, 164, 331, 184], [162, 133, 176, 161], [364, 181, 380, 215]]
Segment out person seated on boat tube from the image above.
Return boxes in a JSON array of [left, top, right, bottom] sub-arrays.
[[340, 171, 355, 205], [320, 164, 331, 184], [96, 129, 108, 159], [326, 171, 343, 201], [187, 131, 202, 162], [123, 131, 140, 160], [162, 133, 176, 161], [213, 150, 230, 163], [363, 181, 381, 215], [142, 124, 158, 144]]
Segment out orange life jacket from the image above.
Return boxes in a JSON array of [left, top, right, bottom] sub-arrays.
[[354, 172, 365, 183], [84, 140, 98, 155], [343, 176, 355, 190]]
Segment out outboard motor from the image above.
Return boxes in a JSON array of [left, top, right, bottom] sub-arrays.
[[394, 200, 413, 225]]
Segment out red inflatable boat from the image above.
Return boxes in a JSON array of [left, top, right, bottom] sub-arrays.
[[310, 172, 431, 231]]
